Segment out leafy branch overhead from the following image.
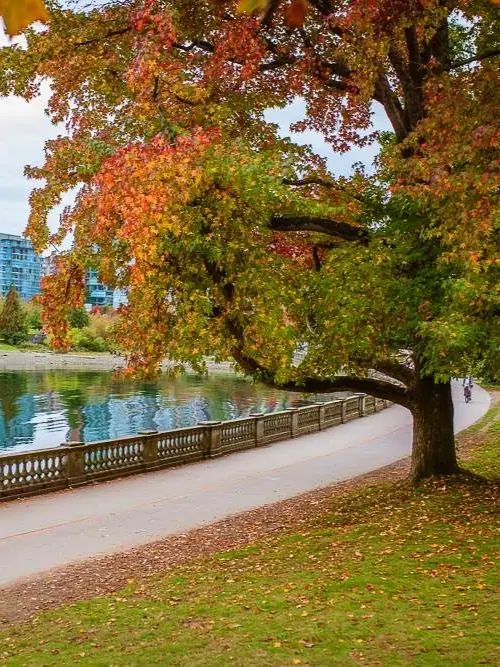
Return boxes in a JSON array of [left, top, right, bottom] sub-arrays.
[[0, 0, 499, 481]]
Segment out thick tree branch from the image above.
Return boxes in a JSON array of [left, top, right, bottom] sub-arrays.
[[405, 26, 421, 73], [427, 17, 451, 70], [282, 176, 336, 188], [75, 27, 131, 47], [232, 349, 411, 405], [373, 74, 409, 141], [259, 56, 298, 71], [270, 215, 369, 243], [388, 46, 413, 98], [372, 360, 415, 386], [446, 48, 500, 70]]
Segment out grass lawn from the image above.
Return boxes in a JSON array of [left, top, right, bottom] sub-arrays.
[[1, 400, 499, 666], [0, 342, 18, 351]]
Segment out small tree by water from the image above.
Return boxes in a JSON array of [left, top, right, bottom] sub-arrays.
[[69, 307, 90, 329], [0, 286, 28, 346]]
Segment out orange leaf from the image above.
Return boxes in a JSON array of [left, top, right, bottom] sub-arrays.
[[284, 0, 309, 28]]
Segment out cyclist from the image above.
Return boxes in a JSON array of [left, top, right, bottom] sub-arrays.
[[463, 376, 474, 403]]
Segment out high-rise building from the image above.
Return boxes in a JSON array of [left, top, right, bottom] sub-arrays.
[[0, 233, 43, 300], [25, 247, 128, 309], [86, 269, 115, 307], [112, 288, 128, 309]]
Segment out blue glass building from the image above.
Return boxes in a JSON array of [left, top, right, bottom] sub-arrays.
[[86, 269, 115, 307], [0, 233, 42, 300]]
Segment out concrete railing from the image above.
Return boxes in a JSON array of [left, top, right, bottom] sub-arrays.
[[0, 394, 390, 501]]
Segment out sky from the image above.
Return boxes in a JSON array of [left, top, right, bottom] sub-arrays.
[[0, 28, 66, 239], [0, 25, 390, 241]]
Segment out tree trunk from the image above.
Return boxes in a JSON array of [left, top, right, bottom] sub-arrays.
[[410, 376, 460, 481]]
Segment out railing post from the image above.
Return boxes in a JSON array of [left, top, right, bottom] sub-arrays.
[[199, 421, 222, 458], [341, 399, 347, 424], [357, 393, 367, 417], [318, 404, 326, 430], [252, 413, 265, 446], [139, 430, 158, 470], [61, 441, 86, 487], [288, 408, 299, 437]]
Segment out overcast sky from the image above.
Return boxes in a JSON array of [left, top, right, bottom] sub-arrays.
[[0, 25, 390, 241]]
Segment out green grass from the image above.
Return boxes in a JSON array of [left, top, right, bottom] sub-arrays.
[[2, 401, 500, 666], [0, 342, 18, 351]]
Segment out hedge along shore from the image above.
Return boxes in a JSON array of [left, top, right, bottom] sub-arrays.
[[0, 351, 235, 373]]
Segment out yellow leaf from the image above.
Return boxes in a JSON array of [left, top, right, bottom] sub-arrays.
[[0, 0, 49, 37], [237, 0, 268, 14]]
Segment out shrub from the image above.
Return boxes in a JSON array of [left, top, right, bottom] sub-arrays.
[[24, 300, 42, 330], [69, 307, 90, 329], [70, 327, 108, 352]]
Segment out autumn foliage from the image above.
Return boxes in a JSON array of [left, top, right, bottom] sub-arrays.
[[0, 0, 499, 478]]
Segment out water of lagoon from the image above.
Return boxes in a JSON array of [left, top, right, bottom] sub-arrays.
[[0, 370, 342, 454]]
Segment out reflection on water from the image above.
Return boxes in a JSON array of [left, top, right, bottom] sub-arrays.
[[0, 370, 342, 454]]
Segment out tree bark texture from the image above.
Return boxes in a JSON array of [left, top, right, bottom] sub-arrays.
[[409, 376, 459, 481]]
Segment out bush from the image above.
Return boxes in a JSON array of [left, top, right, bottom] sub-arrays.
[[4, 331, 29, 346], [24, 301, 42, 330], [80, 334, 107, 352], [70, 327, 108, 352], [69, 307, 90, 329], [68, 311, 118, 352]]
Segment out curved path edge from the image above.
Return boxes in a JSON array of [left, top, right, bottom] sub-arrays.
[[0, 381, 490, 586]]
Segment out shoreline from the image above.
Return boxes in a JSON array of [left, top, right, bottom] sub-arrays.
[[0, 350, 236, 373]]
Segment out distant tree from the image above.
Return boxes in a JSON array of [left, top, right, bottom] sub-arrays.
[[29, 309, 42, 331], [0, 286, 28, 345], [24, 300, 42, 330], [69, 307, 90, 329]]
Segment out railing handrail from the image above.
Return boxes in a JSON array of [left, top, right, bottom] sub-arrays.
[[0, 395, 391, 501]]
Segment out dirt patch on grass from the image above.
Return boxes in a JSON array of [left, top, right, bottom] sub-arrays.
[[1, 391, 497, 626]]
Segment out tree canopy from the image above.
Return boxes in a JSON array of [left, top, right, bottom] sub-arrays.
[[0, 0, 499, 478]]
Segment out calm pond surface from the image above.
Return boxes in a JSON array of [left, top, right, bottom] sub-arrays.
[[0, 370, 340, 454]]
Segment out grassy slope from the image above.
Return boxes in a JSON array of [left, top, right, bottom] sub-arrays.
[[2, 402, 499, 666]]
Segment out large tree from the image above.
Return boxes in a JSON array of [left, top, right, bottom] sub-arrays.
[[0, 0, 499, 480]]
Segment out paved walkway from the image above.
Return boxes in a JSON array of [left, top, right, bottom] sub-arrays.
[[0, 382, 490, 586]]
